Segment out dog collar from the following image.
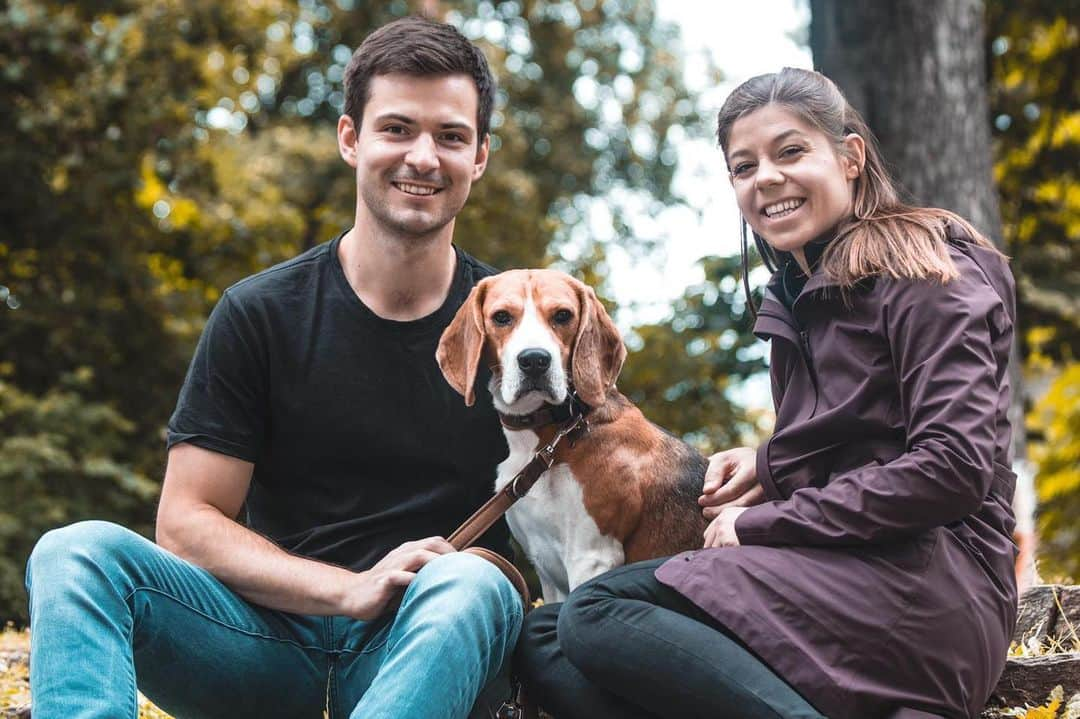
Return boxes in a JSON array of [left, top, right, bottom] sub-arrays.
[[497, 392, 592, 431]]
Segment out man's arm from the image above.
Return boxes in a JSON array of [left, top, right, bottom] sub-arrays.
[[156, 443, 453, 620]]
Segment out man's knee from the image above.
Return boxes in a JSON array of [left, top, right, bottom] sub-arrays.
[[26, 520, 147, 594], [415, 552, 519, 606], [407, 552, 524, 637]]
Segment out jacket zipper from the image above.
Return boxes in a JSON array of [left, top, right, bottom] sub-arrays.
[[758, 308, 819, 390], [757, 307, 820, 420], [799, 330, 815, 376]]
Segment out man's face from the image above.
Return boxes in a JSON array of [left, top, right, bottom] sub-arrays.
[[339, 73, 489, 240]]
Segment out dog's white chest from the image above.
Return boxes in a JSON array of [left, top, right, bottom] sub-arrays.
[[496, 430, 624, 602]]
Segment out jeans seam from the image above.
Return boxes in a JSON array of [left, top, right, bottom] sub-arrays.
[[124, 586, 329, 653], [576, 602, 789, 719]]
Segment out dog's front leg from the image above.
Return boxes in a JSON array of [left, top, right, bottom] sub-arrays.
[[565, 547, 625, 594], [538, 573, 568, 604]]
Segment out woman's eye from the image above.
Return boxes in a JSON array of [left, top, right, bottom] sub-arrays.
[[492, 310, 513, 326], [731, 163, 753, 178], [552, 309, 573, 325], [781, 145, 804, 158]]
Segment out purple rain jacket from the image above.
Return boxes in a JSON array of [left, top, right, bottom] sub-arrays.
[[657, 227, 1019, 719]]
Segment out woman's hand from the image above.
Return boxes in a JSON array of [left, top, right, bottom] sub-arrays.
[[703, 507, 747, 548], [699, 447, 763, 520]]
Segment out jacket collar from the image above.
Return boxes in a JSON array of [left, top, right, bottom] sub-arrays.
[[752, 263, 852, 343]]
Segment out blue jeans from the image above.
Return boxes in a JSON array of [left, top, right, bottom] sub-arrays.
[[25, 520, 523, 719]]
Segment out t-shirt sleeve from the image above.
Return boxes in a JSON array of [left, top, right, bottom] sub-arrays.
[[166, 290, 268, 462]]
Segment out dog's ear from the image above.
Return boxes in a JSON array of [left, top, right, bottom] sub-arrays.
[[570, 282, 626, 407], [437, 279, 489, 407]]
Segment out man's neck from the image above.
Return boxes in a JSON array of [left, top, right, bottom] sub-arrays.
[[337, 222, 458, 322]]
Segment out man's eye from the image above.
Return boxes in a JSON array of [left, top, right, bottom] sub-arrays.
[[492, 310, 513, 326], [552, 309, 573, 325]]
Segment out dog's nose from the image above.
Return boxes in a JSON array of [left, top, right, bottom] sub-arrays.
[[517, 348, 551, 378]]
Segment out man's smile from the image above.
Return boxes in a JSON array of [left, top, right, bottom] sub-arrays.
[[392, 181, 444, 197]]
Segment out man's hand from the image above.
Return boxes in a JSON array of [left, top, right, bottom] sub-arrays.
[[698, 446, 763, 520], [339, 537, 455, 620], [703, 507, 746, 548]]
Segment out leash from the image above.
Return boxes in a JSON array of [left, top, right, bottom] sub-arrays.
[[447, 406, 589, 719], [448, 410, 588, 551]]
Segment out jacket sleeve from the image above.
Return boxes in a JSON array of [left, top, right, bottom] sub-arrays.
[[735, 269, 1012, 547]]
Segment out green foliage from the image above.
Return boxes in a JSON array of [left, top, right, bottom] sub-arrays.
[[988, 1, 1080, 577], [989, 1, 1079, 362], [0, 372, 157, 624], [1027, 364, 1080, 581], [619, 255, 767, 451], [0, 0, 700, 443], [0, 0, 710, 622]]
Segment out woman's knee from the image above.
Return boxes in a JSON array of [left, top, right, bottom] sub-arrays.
[[556, 578, 630, 674], [513, 603, 561, 686]]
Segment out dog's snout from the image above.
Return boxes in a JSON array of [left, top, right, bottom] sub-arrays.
[[517, 348, 551, 378]]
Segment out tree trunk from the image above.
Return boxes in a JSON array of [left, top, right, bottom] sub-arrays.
[[809, 0, 1003, 242], [809, 0, 1034, 588]]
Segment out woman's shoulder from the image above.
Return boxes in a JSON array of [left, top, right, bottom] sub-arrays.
[[869, 269, 1012, 350], [868, 219, 1013, 315]]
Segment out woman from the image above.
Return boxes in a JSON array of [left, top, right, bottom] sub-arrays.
[[514, 68, 1018, 719]]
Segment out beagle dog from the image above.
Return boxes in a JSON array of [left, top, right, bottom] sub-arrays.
[[437, 269, 707, 601]]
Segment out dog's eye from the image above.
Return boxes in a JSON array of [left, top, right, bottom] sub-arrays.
[[492, 310, 513, 326], [552, 309, 573, 325]]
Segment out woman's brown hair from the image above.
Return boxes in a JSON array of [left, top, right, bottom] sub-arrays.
[[717, 68, 1002, 303]]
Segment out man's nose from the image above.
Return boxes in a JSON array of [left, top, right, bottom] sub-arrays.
[[404, 134, 439, 174], [517, 349, 551, 379]]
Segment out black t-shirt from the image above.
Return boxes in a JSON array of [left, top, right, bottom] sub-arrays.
[[167, 232, 510, 571]]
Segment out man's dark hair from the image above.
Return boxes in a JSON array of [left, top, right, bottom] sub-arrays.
[[343, 17, 496, 140]]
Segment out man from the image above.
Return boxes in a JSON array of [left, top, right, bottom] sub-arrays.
[[25, 17, 521, 719]]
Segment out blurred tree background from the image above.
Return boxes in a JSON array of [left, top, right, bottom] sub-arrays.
[[0, 0, 761, 623], [0, 0, 1076, 624], [988, 0, 1079, 581]]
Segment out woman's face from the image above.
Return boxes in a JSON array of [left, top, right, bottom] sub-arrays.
[[726, 104, 864, 256]]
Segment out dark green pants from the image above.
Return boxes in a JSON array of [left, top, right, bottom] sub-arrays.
[[513, 558, 827, 719]]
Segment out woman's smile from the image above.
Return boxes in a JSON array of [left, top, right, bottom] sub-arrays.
[[761, 197, 806, 221]]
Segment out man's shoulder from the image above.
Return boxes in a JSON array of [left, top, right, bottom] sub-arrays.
[[223, 240, 332, 309], [456, 246, 501, 283]]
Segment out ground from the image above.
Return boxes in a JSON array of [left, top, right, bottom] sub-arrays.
[[2, 623, 1076, 718], [0, 626, 172, 718]]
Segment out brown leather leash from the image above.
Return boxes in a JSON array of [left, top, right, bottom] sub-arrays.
[[448, 409, 588, 719], [449, 411, 587, 552]]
